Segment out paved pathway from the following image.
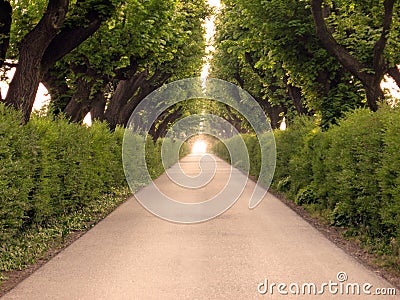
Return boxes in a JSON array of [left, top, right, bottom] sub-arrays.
[[3, 155, 398, 299]]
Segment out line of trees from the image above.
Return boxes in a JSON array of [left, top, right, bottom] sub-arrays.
[[2, 1, 400, 133], [211, 0, 400, 129], [0, 0, 209, 128]]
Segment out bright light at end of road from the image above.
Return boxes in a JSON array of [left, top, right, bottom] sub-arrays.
[[192, 140, 208, 153], [207, 0, 221, 8]]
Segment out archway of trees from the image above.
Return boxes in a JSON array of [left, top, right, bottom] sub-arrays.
[[1, 0, 400, 132]]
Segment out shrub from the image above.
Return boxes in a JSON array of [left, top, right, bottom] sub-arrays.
[[326, 109, 384, 236], [212, 134, 256, 176], [0, 105, 34, 242], [295, 187, 317, 206], [0, 109, 128, 245], [0, 103, 185, 277], [377, 108, 400, 244], [212, 107, 400, 259], [273, 116, 316, 198], [0, 105, 126, 242]]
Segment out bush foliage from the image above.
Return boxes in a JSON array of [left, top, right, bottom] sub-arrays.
[[0, 105, 126, 246], [212, 133, 263, 178], [0, 104, 184, 276], [213, 107, 400, 261]]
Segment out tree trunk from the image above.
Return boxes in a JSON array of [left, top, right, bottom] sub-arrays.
[[243, 51, 293, 121], [63, 76, 96, 122], [311, 0, 395, 111], [150, 108, 183, 141], [117, 71, 171, 128], [256, 97, 286, 129], [104, 71, 147, 130], [90, 90, 107, 121], [287, 84, 307, 115], [4, 0, 69, 123], [104, 67, 171, 130], [42, 70, 72, 114], [117, 82, 155, 128], [41, 22, 101, 74], [282, 73, 307, 115], [4, 0, 116, 122], [40, 0, 116, 73], [364, 78, 384, 112], [223, 103, 246, 133]]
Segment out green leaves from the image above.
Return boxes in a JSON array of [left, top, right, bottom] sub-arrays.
[[0, 103, 188, 279], [0, 103, 125, 244], [8, 0, 47, 57], [212, 0, 400, 127], [270, 107, 400, 256], [216, 107, 400, 259]]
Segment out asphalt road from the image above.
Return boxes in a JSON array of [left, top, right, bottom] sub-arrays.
[[2, 154, 398, 299]]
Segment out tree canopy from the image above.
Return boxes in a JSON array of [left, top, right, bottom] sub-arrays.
[[211, 0, 400, 128], [1, 0, 400, 131], [0, 0, 209, 127]]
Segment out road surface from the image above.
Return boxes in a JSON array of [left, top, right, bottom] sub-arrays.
[[2, 154, 398, 299]]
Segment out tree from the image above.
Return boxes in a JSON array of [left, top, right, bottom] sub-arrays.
[[101, 0, 207, 130], [211, 1, 293, 129], [37, 0, 208, 130], [3, 0, 118, 122], [212, 0, 371, 128], [311, 0, 400, 111], [0, 0, 12, 102], [0, 0, 208, 129]]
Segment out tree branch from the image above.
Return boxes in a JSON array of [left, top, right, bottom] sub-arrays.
[[3, 61, 18, 68], [373, 0, 396, 74], [4, 0, 69, 121], [41, 0, 115, 72], [310, 0, 366, 81], [114, 56, 139, 80]]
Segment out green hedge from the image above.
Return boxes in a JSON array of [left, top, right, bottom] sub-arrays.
[[213, 107, 400, 261], [212, 134, 261, 178], [273, 108, 400, 252], [145, 137, 189, 179], [0, 104, 185, 278], [0, 105, 126, 245]]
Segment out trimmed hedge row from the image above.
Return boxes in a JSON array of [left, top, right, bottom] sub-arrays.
[[146, 137, 189, 179], [0, 104, 185, 267], [0, 105, 127, 245], [213, 107, 400, 259], [212, 134, 262, 178]]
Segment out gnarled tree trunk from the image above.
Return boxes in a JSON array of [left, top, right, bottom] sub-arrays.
[[4, 0, 69, 122], [287, 84, 305, 115], [4, 0, 115, 122], [104, 71, 147, 130], [42, 69, 72, 114], [63, 76, 97, 122], [311, 0, 396, 111], [90, 90, 108, 121]]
